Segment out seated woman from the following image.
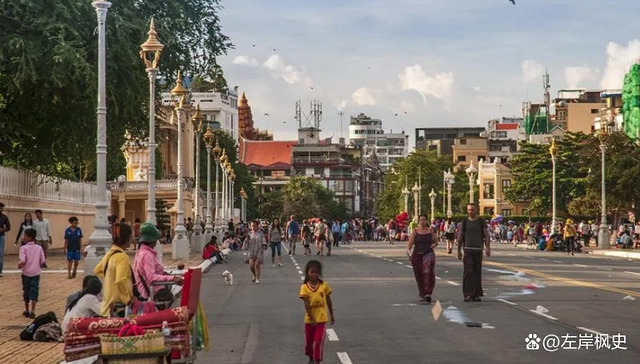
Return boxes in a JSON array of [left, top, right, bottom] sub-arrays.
[[62, 276, 103, 334], [203, 236, 225, 263], [133, 223, 183, 302]]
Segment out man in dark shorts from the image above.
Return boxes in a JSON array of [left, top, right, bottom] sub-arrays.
[[64, 216, 83, 279], [456, 203, 490, 302]]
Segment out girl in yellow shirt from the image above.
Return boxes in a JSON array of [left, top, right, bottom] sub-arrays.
[[299, 260, 334, 364]]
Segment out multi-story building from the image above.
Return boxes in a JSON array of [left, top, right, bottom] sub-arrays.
[[239, 139, 296, 194], [553, 89, 603, 134], [486, 118, 526, 163], [594, 90, 623, 133], [477, 160, 529, 217], [415, 127, 486, 155], [452, 136, 488, 167], [348, 113, 408, 171], [162, 88, 239, 140]]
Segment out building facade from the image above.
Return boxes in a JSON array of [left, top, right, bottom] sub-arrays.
[[553, 89, 603, 134], [452, 136, 488, 167], [477, 160, 529, 217], [239, 138, 296, 194], [594, 90, 623, 133], [415, 127, 486, 155], [238, 92, 273, 141], [348, 113, 408, 171]]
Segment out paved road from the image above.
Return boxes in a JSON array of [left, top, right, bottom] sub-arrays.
[[199, 241, 640, 364]]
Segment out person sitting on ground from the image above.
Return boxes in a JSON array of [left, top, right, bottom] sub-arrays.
[[65, 275, 94, 312], [61, 276, 103, 334], [203, 236, 225, 263]]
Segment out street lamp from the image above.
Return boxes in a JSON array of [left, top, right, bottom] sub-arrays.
[[140, 18, 163, 226], [225, 162, 233, 221], [219, 151, 228, 228], [465, 161, 477, 204], [598, 130, 610, 248], [429, 189, 437, 223], [86, 0, 113, 276], [411, 182, 420, 217], [230, 170, 236, 221], [202, 127, 215, 245], [444, 169, 455, 218], [212, 139, 222, 235], [170, 71, 190, 259], [402, 182, 410, 213], [240, 188, 247, 221], [190, 104, 205, 253], [549, 138, 559, 235]]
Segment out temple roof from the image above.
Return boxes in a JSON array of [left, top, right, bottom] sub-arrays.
[[239, 138, 297, 168]]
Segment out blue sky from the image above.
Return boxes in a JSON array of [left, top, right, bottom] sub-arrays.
[[217, 0, 640, 148]]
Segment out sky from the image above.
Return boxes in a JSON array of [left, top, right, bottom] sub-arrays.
[[217, 0, 640, 150]]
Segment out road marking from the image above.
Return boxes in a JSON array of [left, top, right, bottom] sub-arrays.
[[405, 265, 412, 268], [540, 258, 548, 261], [596, 267, 612, 271], [297, 270, 303, 274], [392, 303, 418, 307], [326, 328, 339, 341], [578, 327, 603, 335], [553, 260, 563, 263], [397, 261, 404, 265], [383, 258, 391, 261], [447, 281, 459, 286], [485, 260, 640, 298], [524, 256, 534, 259], [573, 264, 587, 267], [507, 254, 516, 256], [624, 271, 640, 276], [529, 309, 558, 320], [436, 276, 442, 280], [337, 352, 353, 364], [300, 276, 304, 281], [497, 298, 517, 306]]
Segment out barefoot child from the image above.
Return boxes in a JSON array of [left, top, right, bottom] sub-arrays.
[[299, 260, 334, 364], [19, 228, 46, 318]]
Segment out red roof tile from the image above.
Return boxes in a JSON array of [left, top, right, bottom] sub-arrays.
[[240, 139, 296, 168], [496, 123, 519, 130]]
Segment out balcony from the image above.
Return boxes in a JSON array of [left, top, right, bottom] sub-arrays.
[[292, 157, 360, 166], [108, 180, 192, 192]]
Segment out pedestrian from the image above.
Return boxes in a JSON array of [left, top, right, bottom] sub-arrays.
[[315, 219, 328, 256], [406, 214, 438, 302], [64, 216, 83, 279], [285, 215, 300, 255], [302, 220, 312, 256], [0, 201, 10, 277], [247, 220, 267, 284], [268, 218, 283, 267], [33, 209, 51, 268], [19, 228, 46, 318], [456, 203, 490, 302], [14, 213, 33, 247], [299, 260, 334, 364]]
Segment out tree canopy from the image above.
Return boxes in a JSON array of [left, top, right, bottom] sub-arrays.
[[0, 0, 233, 180]]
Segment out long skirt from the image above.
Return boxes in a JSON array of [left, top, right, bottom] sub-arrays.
[[410, 251, 436, 297]]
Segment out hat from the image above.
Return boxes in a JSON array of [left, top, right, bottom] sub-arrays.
[[139, 222, 160, 242]]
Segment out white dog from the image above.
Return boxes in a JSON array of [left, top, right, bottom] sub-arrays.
[[222, 270, 233, 286]]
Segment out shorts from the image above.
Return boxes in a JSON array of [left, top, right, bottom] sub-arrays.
[[303, 237, 311, 247], [445, 232, 455, 240], [67, 250, 81, 261], [22, 274, 40, 302], [317, 234, 326, 243]]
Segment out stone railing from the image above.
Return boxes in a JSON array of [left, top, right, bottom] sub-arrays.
[[0, 165, 97, 204], [107, 179, 192, 192]]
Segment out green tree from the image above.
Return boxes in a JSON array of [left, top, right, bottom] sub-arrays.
[[257, 190, 284, 221], [277, 176, 349, 221], [0, 0, 232, 180]]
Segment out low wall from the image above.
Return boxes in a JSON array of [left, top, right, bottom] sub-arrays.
[[1, 166, 99, 256]]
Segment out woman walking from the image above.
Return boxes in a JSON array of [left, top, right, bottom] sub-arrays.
[[407, 214, 438, 302], [247, 220, 268, 284], [269, 218, 284, 268]]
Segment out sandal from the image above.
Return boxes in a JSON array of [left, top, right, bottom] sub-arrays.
[[425, 296, 432, 303], [464, 296, 472, 302]]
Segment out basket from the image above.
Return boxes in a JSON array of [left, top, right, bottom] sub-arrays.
[[100, 330, 165, 356]]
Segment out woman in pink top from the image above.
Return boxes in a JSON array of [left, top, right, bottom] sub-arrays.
[[133, 223, 183, 301]]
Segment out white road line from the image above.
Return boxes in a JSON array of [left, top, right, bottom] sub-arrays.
[[573, 264, 588, 267], [300, 276, 304, 281], [297, 270, 303, 274], [577, 327, 604, 335], [337, 352, 353, 364], [507, 254, 516, 256], [553, 260, 563, 263], [540, 258, 548, 261], [597, 267, 612, 271], [326, 328, 339, 341], [624, 271, 640, 276], [446, 281, 459, 286], [436, 276, 442, 280], [529, 310, 558, 320], [397, 262, 404, 265], [405, 265, 412, 268], [497, 298, 517, 306], [525, 256, 534, 259]]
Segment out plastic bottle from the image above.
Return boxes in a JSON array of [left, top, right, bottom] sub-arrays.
[[162, 321, 170, 337]]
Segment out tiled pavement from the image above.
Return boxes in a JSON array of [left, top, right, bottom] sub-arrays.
[[0, 244, 202, 364]]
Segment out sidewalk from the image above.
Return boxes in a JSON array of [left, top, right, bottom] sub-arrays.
[[587, 248, 640, 260], [0, 245, 203, 364]]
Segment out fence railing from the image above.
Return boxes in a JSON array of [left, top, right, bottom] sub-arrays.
[[107, 180, 192, 192], [0, 166, 97, 204]]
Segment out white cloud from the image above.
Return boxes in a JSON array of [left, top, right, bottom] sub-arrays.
[[351, 87, 377, 106], [563, 66, 599, 88], [600, 39, 640, 89], [473, 86, 481, 92], [398, 65, 453, 103], [232, 55, 258, 66], [521, 60, 544, 83], [263, 54, 311, 85]]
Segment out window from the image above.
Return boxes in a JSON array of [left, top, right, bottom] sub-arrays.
[[502, 179, 511, 193], [495, 131, 507, 138], [483, 183, 494, 199], [459, 139, 467, 145], [558, 110, 567, 121], [314, 167, 324, 175], [501, 209, 512, 217], [591, 109, 599, 114], [457, 155, 466, 162]]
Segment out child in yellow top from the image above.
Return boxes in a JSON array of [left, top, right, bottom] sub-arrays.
[[299, 260, 334, 364]]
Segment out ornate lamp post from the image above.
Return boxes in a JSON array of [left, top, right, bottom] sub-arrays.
[[140, 18, 163, 226], [465, 161, 478, 204], [86, 0, 113, 276], [402, 182, 410, 213], [190, 104, 205, 252], [212, 140, 222, 235], [444, 170, 454, 218], [411, 182, 420, 217], [240, 188, 247, 221], [598, 130, 610, 248], [428, 189, 437, 223], [230, 170, 236, 221], [549, 139, 559, 235], [219, 151, 228, 227], [170, 72, 190, 259], [202, 127, 215, 245], [225, 162, 233, 221]]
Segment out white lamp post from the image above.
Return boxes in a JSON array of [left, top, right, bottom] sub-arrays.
[[202, 127, 215, 245], [170, 72, 190, 260], [213, 145, 223, 236], [190, 104, 205, 252], [402, 183, 410, 213], [598, 130, 610, 248], [465, 161, 478, 204], [549, 139, 559, 235], [429, 189, 437, 223], [85, 0, 113, 276], [444, 170, 454, 218], [230, 170, 236, 221], [411, 182, 420, 217]]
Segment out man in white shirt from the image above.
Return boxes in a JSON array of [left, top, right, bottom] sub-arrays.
[[32, 209, 51, 268]]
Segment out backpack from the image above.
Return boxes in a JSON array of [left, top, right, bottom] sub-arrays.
[[33, 322, 63, 342], [20, 311, 58, 341], [461, 218, 487, 243]]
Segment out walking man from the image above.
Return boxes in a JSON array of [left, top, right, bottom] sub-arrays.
[[33, 209, 51, 269], [285, 215, 300, 255], [0, 202, 11, 277], [456, 203, 490, 302]]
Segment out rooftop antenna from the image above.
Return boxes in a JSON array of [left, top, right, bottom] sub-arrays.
[[543, 69, 551, 133], [338, 93, 344, 139]]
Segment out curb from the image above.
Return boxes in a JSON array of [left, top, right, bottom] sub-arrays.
[[197, 248, 232, 273], [588, 249, 640, 260]]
